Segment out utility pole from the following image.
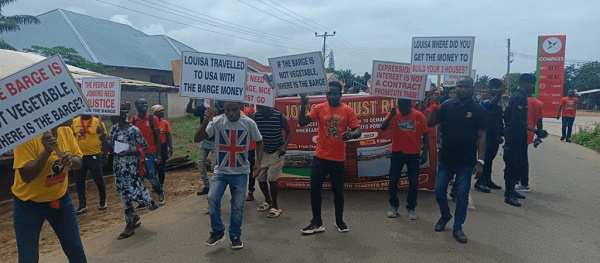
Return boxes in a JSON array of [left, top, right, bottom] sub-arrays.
[[315, 31, 335, 58], [328, 49, 335, 70], [506, 38, 513, 94]]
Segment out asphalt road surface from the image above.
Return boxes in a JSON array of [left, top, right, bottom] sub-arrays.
[[43, 129, 600, 263]]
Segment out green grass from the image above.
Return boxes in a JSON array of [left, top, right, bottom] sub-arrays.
[[169, 115, 201, 160], [571, 122, 600, 151], [103, 115, 201, 160]]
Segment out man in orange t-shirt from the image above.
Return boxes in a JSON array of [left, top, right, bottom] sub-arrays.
[[380, 99, 429, 220], [298, 81, 361, 234], [556, 89, 580, 142]]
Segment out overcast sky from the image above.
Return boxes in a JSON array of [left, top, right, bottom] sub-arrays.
[[4, 0, 599, 80]]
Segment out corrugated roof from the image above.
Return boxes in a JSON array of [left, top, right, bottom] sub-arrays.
[[0, 9, 195, 71], [0, 49, 173, 90]]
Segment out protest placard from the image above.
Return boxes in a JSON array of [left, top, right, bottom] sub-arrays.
[[180, 51, 247, 101], [411, 36, 475, 75], [370, 61, 428, 100], [0, 55, 89, 155], [443, 69, 477, 87], [245, 73, 275, 107], [268, 51, 327, 96], [81, 77, 120, 116]]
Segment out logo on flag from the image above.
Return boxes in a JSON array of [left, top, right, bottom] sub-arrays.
[[217, 129, 248, 167]]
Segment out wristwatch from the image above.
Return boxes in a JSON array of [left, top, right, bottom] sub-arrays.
[[477, 159, 485, 165]]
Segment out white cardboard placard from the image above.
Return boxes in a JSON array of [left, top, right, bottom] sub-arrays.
[[268, 51, 327, 95]]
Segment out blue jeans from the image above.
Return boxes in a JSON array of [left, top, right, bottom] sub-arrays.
[[13, 191, 87, 263], [388, 152, 420, 210], [198, 140, 215, 186], [561, 116, 575, 139], [207, 173, 248, 238], [144, 152, 163, 195], [435, 161, 473, 231]]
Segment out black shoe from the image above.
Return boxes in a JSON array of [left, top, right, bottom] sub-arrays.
[[505, 197, 522, 207], [453, 230, 468, 244], [435, 215, 452, 232], [474, 183, 491, 193], [76, 205, 88, 215], [230, 236, 243, 250], [560, 136, 565, 141], [301, 222, 325, 234], [565, 138, 571, 143], [205, 231, 225, 246], [335, 220, 349, 233], [197, 187, 209, 195], [486, 182, 502, 190], [99, 200, 107, 211], [513, 191, 526, 199], [245, 192, 254, 201]]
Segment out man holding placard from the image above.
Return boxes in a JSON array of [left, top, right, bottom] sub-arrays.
[[298, 81, 361, 234]]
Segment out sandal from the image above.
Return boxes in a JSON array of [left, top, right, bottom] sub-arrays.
[[258, 202, 271, 212], [118, 230, 135, 240], [267, 208, 282, 218]]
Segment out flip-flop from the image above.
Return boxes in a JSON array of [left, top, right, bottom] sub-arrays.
[[267, 208, 282, 218], [258, 202, 270, 212], [117, 231, 135, 240]]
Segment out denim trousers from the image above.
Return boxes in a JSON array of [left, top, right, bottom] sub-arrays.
[[388, 151, 420, 211], [435, 161, 474, 231], [207, 173, 248, 238], [144, 152, 163, 194], [198, 140, 215, 187], [561, 116, 575, 139], [13, 191, 87, 263], [75, 154, 106, 207], [157, 143, 169, 185], [310, 156, 346, 224]]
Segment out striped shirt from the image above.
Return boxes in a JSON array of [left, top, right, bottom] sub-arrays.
[[254, 109, 285, 153]]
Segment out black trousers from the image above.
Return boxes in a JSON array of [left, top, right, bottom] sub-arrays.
[[75, 154, 106, 206], [503, 141, 527, 197], [309, 156, 345, 224]]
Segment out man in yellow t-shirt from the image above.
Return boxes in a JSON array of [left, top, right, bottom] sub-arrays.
[[72, 114, 108, 214], [12, 120, 87, 262]]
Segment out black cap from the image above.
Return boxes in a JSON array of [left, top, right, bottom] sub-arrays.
[[519, 73, 536, 84]]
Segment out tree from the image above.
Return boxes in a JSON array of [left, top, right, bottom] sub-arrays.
[[564, 61, 600, 95], [24, 45, 106, 73], [475, 75, 490, 90], [0, 0, 40, 50]]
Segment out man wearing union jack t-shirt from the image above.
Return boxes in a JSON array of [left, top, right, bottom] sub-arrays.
[[194, 101, 263, 250]]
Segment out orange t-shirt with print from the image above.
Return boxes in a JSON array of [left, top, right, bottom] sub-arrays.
[[307, 102, 360, 162], [386, 109, 429, 154], [560, 97, 579, 118]]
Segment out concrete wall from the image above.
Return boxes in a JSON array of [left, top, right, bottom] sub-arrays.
[[167, 92, 189, 119]]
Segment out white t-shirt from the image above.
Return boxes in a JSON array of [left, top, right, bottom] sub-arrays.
[[206, 114, 262, 175]]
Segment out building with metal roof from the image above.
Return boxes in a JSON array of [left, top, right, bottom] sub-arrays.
[[0, 8, 196, 85]]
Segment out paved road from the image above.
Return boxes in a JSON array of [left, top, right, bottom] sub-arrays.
[[43, 120, 600, 263]]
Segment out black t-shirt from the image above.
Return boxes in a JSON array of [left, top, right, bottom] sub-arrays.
[[503, 89, 528, 143], [437, 98, 487, 166]]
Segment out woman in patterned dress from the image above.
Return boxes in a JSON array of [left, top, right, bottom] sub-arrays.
[[102, 102, 159, 239]]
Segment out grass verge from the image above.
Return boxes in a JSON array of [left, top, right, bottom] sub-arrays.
[[571, 122, 600, 151]]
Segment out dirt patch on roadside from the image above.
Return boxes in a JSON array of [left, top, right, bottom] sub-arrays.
[[0, 167, 205, 262]]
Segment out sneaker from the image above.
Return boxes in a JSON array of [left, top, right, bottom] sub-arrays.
[[334, 220, 349, 233], [205, 231, 225, 246], [387, 207, 399, 218], [245, 192, 254, 201], [158, 193, 166, 205], [197, 187, 209, 195], [203, 206, 210, 214], [134, 203, 147, 210], [514, 184, 530, 193], [301, 222, 325, 234], [407, 209, 418, 220], [76, 205, 88, 215], [99, 200, 107, 211], [230, 236, 244, 250]]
